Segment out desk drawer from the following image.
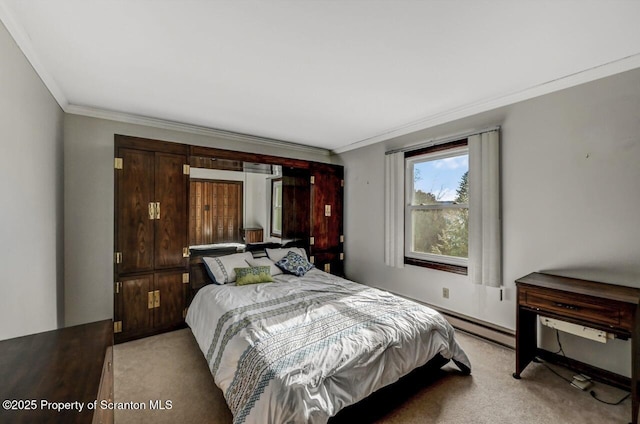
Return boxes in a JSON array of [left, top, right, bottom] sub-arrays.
[[520, 287, 632, 330]]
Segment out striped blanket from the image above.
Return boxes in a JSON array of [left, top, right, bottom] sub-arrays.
[[187, 269, 470, 424]]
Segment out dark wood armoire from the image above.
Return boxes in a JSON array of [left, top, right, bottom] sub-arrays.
[[114, 135, 344, 343], [113, 135, 190, 343]]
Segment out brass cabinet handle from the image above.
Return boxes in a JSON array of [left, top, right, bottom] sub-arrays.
[[148, 202, 161, 219], [148, 290, 161, 308]]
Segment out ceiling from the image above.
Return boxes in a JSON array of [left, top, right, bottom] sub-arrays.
[[2, 1, 640, 153]]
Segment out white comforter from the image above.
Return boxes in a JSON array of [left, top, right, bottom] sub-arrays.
[[186, 269, 471, 424]]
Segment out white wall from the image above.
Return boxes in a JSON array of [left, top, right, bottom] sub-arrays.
[[245, 172, 268, 231], [339, 68, 640, 376], [63, 114, 332, 326], [0, 21, 64, 340]]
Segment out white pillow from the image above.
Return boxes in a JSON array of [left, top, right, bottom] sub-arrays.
[[266, 247, 308, 262], [246, 257, 282, 276], [202, 252, 253, 284]]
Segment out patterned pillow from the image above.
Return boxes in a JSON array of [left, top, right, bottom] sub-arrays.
[[275, 251, 314, 277], [202, 252, 253, 284], [234, 266, 274, 286]]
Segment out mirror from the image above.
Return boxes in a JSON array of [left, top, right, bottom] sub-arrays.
[[189, 157, 282, 249]]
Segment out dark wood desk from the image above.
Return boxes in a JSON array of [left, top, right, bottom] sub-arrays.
[[513, 272, 640, 424], [0, 320, 113, 424]]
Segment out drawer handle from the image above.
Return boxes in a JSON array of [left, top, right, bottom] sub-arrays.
[[554, 302, 580, 311]]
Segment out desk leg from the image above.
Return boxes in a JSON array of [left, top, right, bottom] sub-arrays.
[[513, 307, 537, 379]]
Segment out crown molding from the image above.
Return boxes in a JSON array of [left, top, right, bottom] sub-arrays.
[[334, 53, 640, 154], [3, 0, 638, 156], [1, 1, 328, 156], [0, 2, 68, 109], [65, 104, 332, 156]]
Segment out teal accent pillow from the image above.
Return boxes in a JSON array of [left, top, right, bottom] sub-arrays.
[[275, 251, 314, 277], [234, 266, 274, 286]]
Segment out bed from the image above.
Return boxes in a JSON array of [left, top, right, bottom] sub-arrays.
[[186, 248, 471, 424]]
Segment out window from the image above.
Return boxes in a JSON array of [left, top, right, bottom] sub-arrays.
[[271, 178, 282, 237], [386, 129, 500, 283], [404, 139, 469, 273]]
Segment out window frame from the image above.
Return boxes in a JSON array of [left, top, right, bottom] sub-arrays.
[[404, 139, 469, 275], [270, 178, 283, 237]]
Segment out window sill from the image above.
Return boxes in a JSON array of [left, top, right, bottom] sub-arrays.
[[404, 257, 468, 275]]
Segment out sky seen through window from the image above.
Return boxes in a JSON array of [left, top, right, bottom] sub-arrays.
[[413, 155, 468, 202]]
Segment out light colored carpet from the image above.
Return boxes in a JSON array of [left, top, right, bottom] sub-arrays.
[[114, 328, 630, 423]]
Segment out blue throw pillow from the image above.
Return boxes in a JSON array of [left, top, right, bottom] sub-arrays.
[[275, 251, 314, 277]]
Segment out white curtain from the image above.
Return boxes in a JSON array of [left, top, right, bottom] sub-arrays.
[[384, 152, 405, 268], [468, 130, 501, 286]]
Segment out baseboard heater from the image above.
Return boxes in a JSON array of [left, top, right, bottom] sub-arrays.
[[387, 291, 516, 348], [539, 317, 614, 343]]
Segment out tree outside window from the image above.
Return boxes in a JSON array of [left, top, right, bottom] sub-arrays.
[[405, 141, 469, 271]]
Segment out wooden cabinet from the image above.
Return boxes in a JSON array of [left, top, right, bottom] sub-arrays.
[[113, 136, 347, 338], [278, 163, 344, 276], [243, 227, 263, 243], [114, 136, 189, 343], [309, 163, 344, 276], [0, 320, 113, 424], [187, 145, 344, 278], [93, 346, 114, 424], [114, 271, 188, 340]]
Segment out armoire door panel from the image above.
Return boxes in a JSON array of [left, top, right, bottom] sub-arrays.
[[120, 274, 153, 334], [116, 149, 155, 274], [154, 152, 188, 269], [153, 271, 184, 329], [310, 164, 343, 252], [282, 167, 310, 240], [312, 252, 344, 277]]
